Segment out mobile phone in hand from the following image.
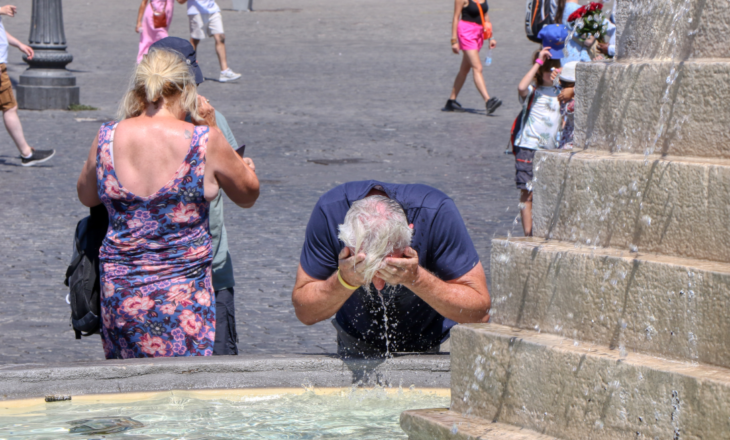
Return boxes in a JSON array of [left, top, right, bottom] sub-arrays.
[[235, 144, 246, 157]]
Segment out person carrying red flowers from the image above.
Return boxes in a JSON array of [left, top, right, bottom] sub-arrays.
[[555, 0, 591, 66]]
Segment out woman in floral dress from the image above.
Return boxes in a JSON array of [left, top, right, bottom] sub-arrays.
[[77, 49, 259, 359]]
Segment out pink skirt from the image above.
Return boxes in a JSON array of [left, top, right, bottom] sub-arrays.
[[458, 20, 484, 51]]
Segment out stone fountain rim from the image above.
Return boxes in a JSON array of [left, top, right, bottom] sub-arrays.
[[0, 353, 450, 401]]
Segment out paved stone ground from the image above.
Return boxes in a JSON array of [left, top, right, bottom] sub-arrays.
[[0, 0, 537, 364]]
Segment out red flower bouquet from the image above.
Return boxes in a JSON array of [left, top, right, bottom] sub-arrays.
[[567, 2, 609, 42]]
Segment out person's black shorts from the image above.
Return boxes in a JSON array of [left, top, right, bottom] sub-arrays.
[[213, 287, 239, 355], [515, 146, 536, 191]]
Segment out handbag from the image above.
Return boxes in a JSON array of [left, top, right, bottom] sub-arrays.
[[475, 2, 493, 40], [152, 2, 167, 29]]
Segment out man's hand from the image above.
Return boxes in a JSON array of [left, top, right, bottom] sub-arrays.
[[0, 5, 17, 17], [18, 43, 33, 60], [558, 87, 574, 104], [193, 95, 217, 128], [377, 247, 420, 287], [597, 43, 609, 55], [337, 247, 366, 288]]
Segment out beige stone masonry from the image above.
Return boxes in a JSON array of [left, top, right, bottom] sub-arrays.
[[574, 60, 730, 158], [532, 150, 730, 262], [616, 0, 730, 60], [450, 324, 730, 440], [490, 237, 730, 368], [400, 408, 559, 440]]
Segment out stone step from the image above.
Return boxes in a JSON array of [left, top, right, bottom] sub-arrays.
[[450, 323, 730, 440], [615, 0, 730, 61], [574, 60, 730, 158], [532, 150, 730, 263], [400, 408, 558, 440], [489, 237, 730, 368]]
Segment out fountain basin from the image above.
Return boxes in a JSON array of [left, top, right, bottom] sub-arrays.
[[0, 387, 450, 439]]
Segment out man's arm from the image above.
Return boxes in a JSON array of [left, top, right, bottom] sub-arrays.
[[5, 31, 33, 60], [378, 249, 490, 323], [292, 247, 366, 325]]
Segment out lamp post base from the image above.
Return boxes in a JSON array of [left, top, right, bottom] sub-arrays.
[[16, 68, 79, 110]]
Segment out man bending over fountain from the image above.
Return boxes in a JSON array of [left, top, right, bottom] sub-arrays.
[[292, 181, 490, 358]]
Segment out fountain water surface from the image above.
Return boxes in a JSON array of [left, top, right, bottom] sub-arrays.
[[402, 0, 730, 438]]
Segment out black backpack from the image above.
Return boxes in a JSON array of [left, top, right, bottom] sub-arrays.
[[64, 204, 108, 339], [525, 0, 557, 43]]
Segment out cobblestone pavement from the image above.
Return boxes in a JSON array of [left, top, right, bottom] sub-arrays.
[[0, 0, 536, 364]]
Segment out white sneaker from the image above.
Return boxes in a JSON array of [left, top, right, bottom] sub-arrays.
[[219, 69, 241, 82]]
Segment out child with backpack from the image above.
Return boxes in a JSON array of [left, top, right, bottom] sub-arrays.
[[513, 33, 563, 236]]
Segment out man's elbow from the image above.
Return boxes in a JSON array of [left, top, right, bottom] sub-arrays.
[[293, 305, 319, 326]]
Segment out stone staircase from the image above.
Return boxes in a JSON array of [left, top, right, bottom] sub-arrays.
[[401, 0, 730, 438]]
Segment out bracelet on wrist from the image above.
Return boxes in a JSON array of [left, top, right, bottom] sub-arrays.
[[451, 38, 458, 45], [337, 268, 358, 290], [535, 58, 544, 66]]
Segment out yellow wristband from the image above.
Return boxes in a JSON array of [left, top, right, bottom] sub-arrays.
[[337, 269, 359, 290]]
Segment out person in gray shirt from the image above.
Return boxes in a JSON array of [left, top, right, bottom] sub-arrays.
[[150, 37, 251, 355]]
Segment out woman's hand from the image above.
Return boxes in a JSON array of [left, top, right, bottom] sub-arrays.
[[451, 41, 460, 54], [194, 95, 218, 128], [136, 22, 142, 33], [489, 39, 497, 49]]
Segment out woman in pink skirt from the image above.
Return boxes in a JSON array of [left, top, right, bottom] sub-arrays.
[[445, 0, 501, 115], [136, 0, 175, 63]]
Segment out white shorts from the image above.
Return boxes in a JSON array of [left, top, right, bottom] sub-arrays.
[[189, 11, 224, 39]]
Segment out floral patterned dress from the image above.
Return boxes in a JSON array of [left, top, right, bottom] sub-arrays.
[[96, 122, 216, 359]]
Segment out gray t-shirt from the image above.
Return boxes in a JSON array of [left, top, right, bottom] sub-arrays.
[[210, 110, 237, 291]]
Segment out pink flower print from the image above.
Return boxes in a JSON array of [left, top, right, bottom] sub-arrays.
[[171, 328, 185, 341], [104, 176, 124, 199], [160, 303, 177, 315], [96, 165, 104, 181], [193, 164, 205, 177], [103, 281, 115, 299], [167, 281, 194, 307], [143, 276, 159, 284], [202, 324, 215, 341], [127, 218, 143, 229], [182, 246, 207, 261], [173, 342, 187, 355], [120, 295, 155, 321], [115, 318, 126, 328], [194, 290, 211, 307], [204, 349, 212, 356], [179, 309, 203, 337], [167, 202, 199, 224], [175, 162, 191, 181], [138, 334, 173, 357], [102, 306, 113, 329]]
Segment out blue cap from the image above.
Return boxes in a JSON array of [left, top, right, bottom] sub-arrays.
[[149, 37, 204, 85], [537, 24, 569, 60]]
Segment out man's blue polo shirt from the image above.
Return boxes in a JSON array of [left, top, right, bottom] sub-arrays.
[[300, 181, 481, 353]]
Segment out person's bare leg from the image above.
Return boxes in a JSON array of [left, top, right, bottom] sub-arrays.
[[190, 38, 200, 51], [520, 189, 533, 236], [213, 33, 228, 71], [449, 52, 471, 100], [464, 49, 490, 102], [4, 106, 32, 157]]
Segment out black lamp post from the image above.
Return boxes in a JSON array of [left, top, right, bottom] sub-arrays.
[[16, 0, 79, 110]]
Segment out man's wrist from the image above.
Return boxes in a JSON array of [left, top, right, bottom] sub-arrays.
[[337, 268, 358, 291]]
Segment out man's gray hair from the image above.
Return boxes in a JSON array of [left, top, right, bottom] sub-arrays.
[[338, 196, 413, 291]]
